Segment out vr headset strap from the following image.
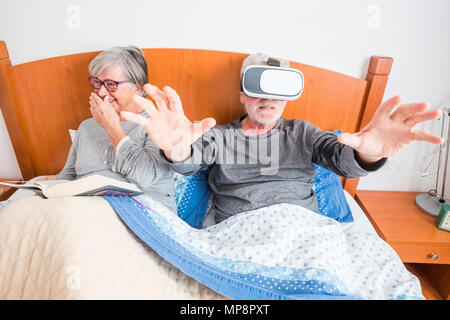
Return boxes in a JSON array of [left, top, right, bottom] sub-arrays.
[[267, 58, 281, 67]]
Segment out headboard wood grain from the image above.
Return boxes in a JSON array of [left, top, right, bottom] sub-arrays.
[[0, 41, 393, 196]]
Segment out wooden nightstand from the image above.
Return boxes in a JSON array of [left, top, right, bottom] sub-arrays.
[[355, 190, 450, 300], [0, 179, 18, 201]]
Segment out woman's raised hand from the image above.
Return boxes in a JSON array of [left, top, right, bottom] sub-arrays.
[[121, 84, 216, 162], [89, 93, 126, 148]]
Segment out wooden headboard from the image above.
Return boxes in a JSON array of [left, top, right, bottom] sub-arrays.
[[0, 41, 393, 196]]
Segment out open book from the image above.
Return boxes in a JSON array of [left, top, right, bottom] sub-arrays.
[[0, 174, 143, 199]]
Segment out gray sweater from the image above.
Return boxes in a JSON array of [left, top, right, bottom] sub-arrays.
[[163, 116, 386, 222], [57, 115, 177, 212]]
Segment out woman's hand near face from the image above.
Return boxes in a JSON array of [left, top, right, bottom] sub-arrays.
[[89, 93, 126, 148]]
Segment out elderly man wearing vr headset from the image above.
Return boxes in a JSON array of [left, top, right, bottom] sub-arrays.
[[122, 53, 443, 223]]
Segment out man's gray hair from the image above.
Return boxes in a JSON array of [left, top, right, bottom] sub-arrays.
[[89, 46, 148, 96], [240, 53, 290, 79]]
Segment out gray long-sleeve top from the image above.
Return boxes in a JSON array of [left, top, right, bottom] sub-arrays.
[[162, 116, 386, 222], [57, 114, 176, 212]]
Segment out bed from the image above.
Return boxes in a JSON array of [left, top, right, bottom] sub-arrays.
[[0, 41, 423, 299]]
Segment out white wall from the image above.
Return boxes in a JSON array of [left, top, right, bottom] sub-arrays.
[[0, 0, 449, 197]]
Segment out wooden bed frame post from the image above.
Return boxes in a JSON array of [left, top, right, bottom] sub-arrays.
[[0, 41, 36, 179], [343, 56, 394, 196]]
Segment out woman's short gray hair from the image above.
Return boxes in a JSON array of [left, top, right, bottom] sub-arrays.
[[240, 53, 290, 79], [89, 46, 148, 96]]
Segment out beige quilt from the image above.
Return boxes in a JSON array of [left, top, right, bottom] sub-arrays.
[[0, 196, 227, 300]]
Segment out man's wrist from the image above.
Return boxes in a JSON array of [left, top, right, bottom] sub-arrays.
[[355, 151, 382, 163], [164, 146, 192, 163], [354, 150, 387, 171]]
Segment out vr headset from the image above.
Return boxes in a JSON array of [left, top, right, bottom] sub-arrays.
[[241, 58, 304, 101]]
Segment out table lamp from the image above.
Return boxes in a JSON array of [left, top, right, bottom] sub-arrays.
[[415, 105, 450, 216]]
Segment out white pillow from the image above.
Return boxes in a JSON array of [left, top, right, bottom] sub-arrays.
[[69, 129, 77, 142]]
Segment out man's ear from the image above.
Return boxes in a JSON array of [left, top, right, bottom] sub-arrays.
[[239, 91, 245, 104]]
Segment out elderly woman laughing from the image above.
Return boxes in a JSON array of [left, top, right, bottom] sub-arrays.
[[39, 46, 176, 212]]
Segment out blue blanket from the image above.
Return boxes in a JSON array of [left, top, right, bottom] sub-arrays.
[[103, 195, 424, 300]]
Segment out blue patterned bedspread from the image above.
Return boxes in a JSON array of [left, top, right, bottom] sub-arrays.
[[103, 195, 424, 300]]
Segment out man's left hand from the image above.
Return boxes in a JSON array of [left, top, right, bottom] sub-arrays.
[[338, 95, 444, 163]]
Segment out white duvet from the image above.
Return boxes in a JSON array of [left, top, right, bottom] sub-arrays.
[[0, 189, 422, 300]]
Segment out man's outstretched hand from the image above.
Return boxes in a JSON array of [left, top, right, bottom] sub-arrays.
[[121, 84, 216, 162], [338, 95, 444, 163]]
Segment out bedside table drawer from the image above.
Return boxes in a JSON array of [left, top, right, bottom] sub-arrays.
[[390, 242, 450, 264]]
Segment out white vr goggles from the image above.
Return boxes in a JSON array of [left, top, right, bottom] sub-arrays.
[[241, 58, 304, 101]]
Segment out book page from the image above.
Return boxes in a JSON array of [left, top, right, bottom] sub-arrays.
[[43, 175, 141, 198], [33, 180, 69, 191], [0, 181, 43, 191], [0, 179, 70, 193]]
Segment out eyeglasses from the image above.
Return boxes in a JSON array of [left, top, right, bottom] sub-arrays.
[[88, 77, 129, 92]]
